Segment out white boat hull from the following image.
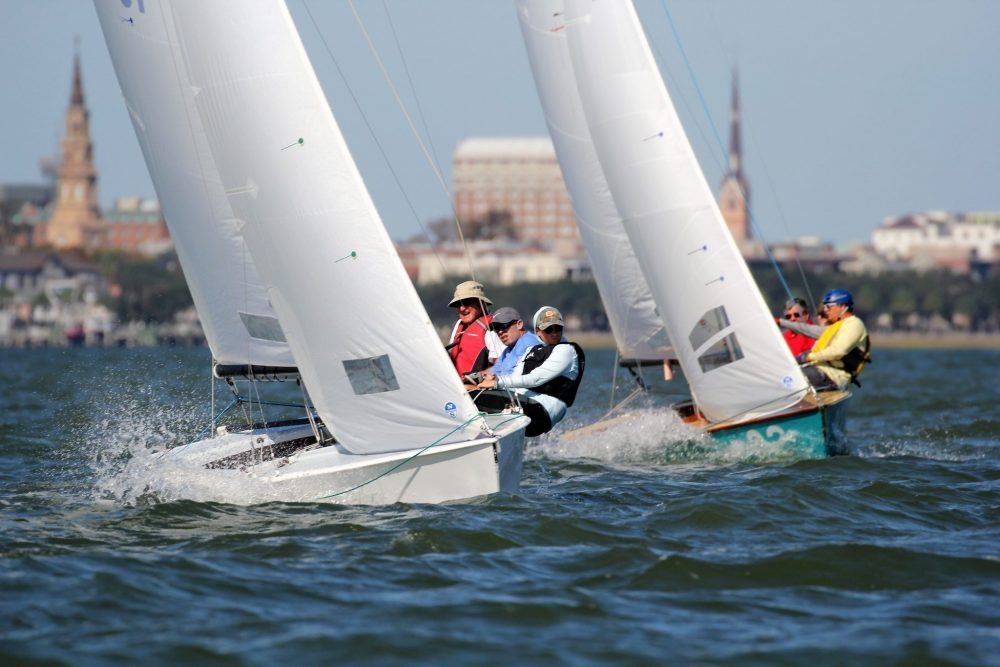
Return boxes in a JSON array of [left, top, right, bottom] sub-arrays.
[[159, 414, 529, 505]]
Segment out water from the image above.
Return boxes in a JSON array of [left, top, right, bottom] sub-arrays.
[[2, 347, 998, 665]]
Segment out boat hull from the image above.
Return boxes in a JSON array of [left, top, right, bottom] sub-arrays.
[[702, 389, 851, 459], [159, 414, 529, 505]]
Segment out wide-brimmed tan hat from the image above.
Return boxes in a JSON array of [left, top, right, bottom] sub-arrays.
[[448, 280, 493, 307]]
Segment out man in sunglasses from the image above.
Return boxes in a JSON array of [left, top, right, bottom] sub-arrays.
[[778, 297, 817, 358], [486, 307, 541, 378], [798, 289, 870, 388], [446, 280, 503, 379], [478, 306, 585, 436]]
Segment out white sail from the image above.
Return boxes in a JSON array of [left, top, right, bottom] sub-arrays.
[[515, 1, 671, 361], [94, 3, 294, 370], [552, 0, 808, 423], [97, 0, 481, 453]]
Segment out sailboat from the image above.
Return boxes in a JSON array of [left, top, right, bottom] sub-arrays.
[[515, 0, 849, 457], [94, 0, 529, 504]]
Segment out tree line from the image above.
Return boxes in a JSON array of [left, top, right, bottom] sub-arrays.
[[91, 251, 1000, 333]]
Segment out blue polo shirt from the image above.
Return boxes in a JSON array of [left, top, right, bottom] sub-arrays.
[[490, 332, 542, 376]]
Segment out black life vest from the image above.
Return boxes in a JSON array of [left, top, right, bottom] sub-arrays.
[[841, 336, 872, 387], [520, 342, 586, 407]]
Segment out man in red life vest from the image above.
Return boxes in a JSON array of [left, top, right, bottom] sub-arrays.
[[779, 297, 816, 358], [446, 281, 503, 380]]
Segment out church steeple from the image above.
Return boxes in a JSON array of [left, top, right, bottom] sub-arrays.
[[46, 43, 105, 251], [718, 69, 751, 242]]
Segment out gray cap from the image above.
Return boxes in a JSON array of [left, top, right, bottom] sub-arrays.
[[491, 307, 522, 326]]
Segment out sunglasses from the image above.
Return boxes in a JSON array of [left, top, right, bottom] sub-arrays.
[[785, 311, 803, 319], [490, 320, 517, 333], [455, 298, 482, 308], [540, 325, 563, 334], [821, 303, 839, 311]]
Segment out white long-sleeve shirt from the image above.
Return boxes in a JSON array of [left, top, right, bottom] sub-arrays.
[[496, 344, 579, 425]]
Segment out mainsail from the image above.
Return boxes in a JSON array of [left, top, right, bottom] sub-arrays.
[[515, 1, 670, 362], [520, 0, 808, 423], [96, 0, 481, 453], [94, 3, 293, 370]]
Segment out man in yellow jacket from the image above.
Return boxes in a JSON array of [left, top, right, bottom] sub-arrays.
[[798, 289, 870, 389]]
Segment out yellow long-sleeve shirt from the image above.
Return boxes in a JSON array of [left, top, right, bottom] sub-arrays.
[[806, 315, 868, 388]]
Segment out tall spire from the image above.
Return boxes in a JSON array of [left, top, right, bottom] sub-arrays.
[[70, 37, 84, 106], [727, 69, 742, 177], [717, 68, 751, 242], [46, 46, 105, 251]]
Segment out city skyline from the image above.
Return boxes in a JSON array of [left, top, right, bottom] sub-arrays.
[[1, 1, 997, 248]]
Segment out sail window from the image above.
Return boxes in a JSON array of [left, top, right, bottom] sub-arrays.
[[689, 306, 730, 351], [343, 355, 400, 395], [239, 312, 287, 343], [697, 333, 744, 373]]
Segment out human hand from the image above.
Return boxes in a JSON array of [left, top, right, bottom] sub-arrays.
[[477, 375, 497, 389], [796, 352, 811, 364]]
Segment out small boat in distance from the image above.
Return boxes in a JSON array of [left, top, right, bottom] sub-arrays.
[[94, 0, 528, 504], [516, 0, 849, 457]]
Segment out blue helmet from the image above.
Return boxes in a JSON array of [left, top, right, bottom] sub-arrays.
[[821, 288, 854, 308]]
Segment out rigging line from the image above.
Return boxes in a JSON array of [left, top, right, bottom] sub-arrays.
[[656, 0, 794, 301], [699, 2, 817, 310], [297, 1, 452, 279], [302, 0, 440, 268], [343, 0, 477, 281]]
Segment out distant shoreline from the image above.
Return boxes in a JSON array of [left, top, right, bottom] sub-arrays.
[[571, 331, 1000, 350]]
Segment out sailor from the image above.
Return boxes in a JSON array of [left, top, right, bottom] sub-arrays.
[[446, 280, 503, 379], [479, 306, 585, 436], [798, 289, 871, 389], [777, 297, 817, 357], [485, 306, 541, 377]]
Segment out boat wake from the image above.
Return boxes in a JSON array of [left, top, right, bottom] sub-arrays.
[[84, 397, 284, 507], [533, 407, 828, 466]]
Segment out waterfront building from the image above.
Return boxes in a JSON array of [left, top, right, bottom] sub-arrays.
[[452, 137, 583, 260], [872, 211, 1000, 273]]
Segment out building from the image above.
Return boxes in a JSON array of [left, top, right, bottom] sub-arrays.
[[717, 71, 751, 243], [104, 198, 172, 255], [44, 51, 106, 252], [872, 211, 1000, 273], [452, 137, 582, 260], [397, 240, 570, 286]]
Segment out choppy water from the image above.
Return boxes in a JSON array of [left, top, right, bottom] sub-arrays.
[[2, 346, 998, 665]]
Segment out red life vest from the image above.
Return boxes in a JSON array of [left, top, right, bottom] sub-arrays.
[[449, 315, 493, 376], [782, 328, 815, 358]]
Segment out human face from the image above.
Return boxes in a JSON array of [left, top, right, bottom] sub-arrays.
[[537, 324, 563, 345], [821, 302, 845, 322], [492, 319, 523, 347], [454, 298, 484, 325]]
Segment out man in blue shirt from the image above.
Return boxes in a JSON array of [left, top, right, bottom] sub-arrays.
[[486, 307, 541, 377]]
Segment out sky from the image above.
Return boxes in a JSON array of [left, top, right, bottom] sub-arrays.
[[1, 0, 997, 247]]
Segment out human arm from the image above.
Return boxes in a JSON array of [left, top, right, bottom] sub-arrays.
[[497, 345, 577, 390], [779, 318, 825, 339]]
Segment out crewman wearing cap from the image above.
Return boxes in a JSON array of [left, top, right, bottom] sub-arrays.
[[798, 289, 870, 388], [486, 307, 541, 378], [446, 280, 504, 378], [478, 306, 585, 436]]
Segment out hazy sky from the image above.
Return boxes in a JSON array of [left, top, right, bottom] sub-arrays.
[[1, 1, 997, 247]]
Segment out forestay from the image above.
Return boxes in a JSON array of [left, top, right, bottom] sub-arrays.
[[94, 2, 294, 369], [515, 0, 671, 362], [558, 0, 808, 422], [99, 0, 480, 453]]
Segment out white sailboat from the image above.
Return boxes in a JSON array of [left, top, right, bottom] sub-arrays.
[[95, 0, 528, 504], [516, 0, 849, 456]]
